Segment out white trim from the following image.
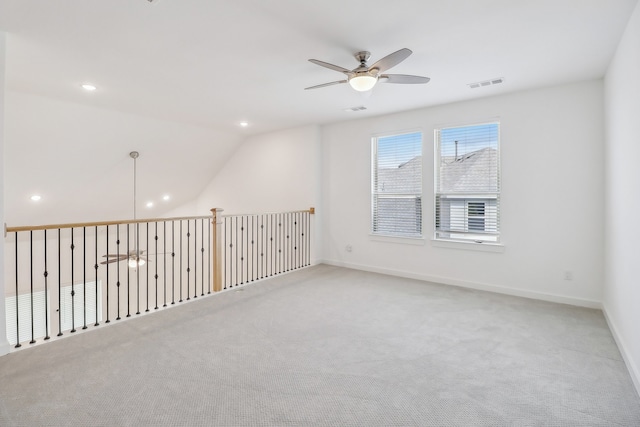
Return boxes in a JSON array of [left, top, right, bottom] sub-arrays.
[[431, 238, 505, 253], [317, 259, 601, 309], [602, 305, 640, 398]]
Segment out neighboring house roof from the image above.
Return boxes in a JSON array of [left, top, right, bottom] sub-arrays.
[[377, 156, 422, 194], [376, 147, 498, 194], [440, 147, 498, 193]]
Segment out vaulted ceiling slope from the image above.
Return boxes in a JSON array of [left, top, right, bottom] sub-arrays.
[[0, 0, 637, 225]]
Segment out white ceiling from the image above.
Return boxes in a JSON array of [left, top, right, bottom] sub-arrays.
[[1, 0, 637, 224]]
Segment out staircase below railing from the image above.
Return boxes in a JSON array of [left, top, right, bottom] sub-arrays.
[[3, 207, 314, 349]]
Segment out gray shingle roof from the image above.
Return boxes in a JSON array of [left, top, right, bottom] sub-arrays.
[[440, 147, 498, 193]]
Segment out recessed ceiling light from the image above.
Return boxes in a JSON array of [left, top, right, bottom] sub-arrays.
[[30, 195, 42, 201], [146, 202, 154, 208], [239, 121, 249, 128], [81, 84, 97, 91], [162, 195, 170, 201]]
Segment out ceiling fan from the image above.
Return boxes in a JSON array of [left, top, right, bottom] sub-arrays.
[[305, 48, 430, 92], [100, 151, 149, 268]]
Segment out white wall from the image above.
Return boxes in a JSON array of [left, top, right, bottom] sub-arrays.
[[0, 31, 10, 355], [603, 1, 640, 394], [321, 80, 605, 307], [195, 125, 321, 215], [194, 125, 322, 261]]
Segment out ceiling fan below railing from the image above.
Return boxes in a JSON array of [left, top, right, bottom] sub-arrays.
[[101, 249, 149, 268], [101, 150, 148, 269]]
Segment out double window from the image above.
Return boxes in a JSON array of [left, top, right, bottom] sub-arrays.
[[435, 122, 500, 243], [370, 123, 500, 244], [371, 132, 423, 238]]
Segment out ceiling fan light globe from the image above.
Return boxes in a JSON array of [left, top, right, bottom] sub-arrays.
[[349, 74, 378, 92], [128, 258, 146, 268]]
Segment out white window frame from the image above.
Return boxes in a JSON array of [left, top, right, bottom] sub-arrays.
[[434, 121, 501, 245], [371, 131, 423, 239]]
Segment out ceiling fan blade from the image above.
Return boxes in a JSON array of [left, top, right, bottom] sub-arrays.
[[380, 74, 430, 84], [304, 80, 348, 90], [369, 48, 412, 73], [309, 59, 352, 74], [103, 254, 128, 260], [100, 258, 124, 265]]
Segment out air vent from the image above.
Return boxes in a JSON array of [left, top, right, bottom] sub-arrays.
[[468, 77, 504, 89], [344, 106, 367, 112]]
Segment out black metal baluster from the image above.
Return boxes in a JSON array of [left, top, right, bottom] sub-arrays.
[[155, 222, 159, 310], [126, 224, 131, 318], [194, 219, 199, 298], [145, 221, 149, 312], [171, 221, 176, 305], [287, 213, 291, 272], [136, 223, 141, 315], [71, 228, 76, 333], [270, 214, 275, 277], [57, 229, 63, 336], [15, 233, 21, 348], [116, 225, 121, 320], [193, 219, 197, 299], [106, 225, 110, 324], [235, 217, 239, 287], [179, 220, 183, 302], [227, 217, 231, 288], [307, 211, 311, 266], [186, 220, 191, 301], [224, 217, 227, 290], [207, 218, 211, 294], [29, 231, 35, 344], [44, 230, 50, 340], [251, 216, 255, 282], [293, 213, 298, 270], [240, 216, 244, 285], [163, 221, 168, 307], [303, 212, 307, 267], [259, 215, 264, 279], [201, 218, 205, 296], [83, 227, 87, 330], [279, 215, 283, 275], [254, 215, 258, 281], [94, 226, 99, 326]]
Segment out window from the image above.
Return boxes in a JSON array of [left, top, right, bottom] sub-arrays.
[[372, 131, 423, 238], [435, 122, 500, 243]]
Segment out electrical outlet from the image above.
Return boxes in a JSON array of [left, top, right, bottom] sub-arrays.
[[563, 271, 573, 281]]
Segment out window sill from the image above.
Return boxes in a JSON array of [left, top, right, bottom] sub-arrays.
[[370, 234, 426, 246], [431, 239, 505, 253]]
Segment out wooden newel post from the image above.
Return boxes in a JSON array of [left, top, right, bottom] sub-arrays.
[[211, 208, 224, 292]]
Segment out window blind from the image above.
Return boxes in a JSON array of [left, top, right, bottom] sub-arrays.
[[435, 122, 500, 242], [372, 132, 423, 237]]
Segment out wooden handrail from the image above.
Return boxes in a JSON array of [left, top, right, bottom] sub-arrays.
[[220, 208, 315, 218], [5, 215, 213, 233]]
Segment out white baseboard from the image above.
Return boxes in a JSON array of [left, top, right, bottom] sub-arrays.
[[602, 306, 640, 398], [317, 259, 602, 309]]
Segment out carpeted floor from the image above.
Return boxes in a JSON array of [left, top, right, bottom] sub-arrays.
[[0, 264, 639, 426]]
